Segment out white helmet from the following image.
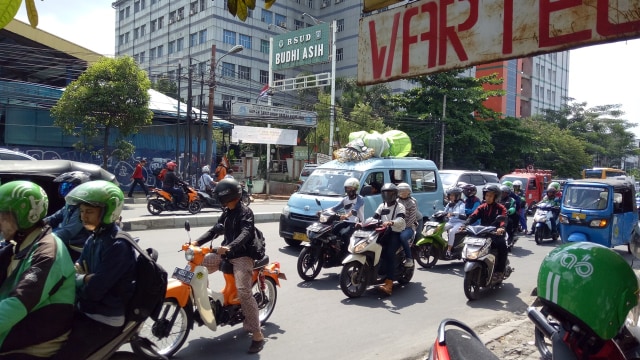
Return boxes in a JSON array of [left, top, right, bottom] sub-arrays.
[[397, 182, 411, 198], [513, 180, 522, 187], [343, 177, 360, 190], [202, 165, 210, 173]]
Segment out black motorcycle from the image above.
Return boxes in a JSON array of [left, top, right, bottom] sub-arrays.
[[197, 189, 222, 210], [297, 200, 351, 281]]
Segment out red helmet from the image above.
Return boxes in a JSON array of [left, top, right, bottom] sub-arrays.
[[166, 161, 177, 171]]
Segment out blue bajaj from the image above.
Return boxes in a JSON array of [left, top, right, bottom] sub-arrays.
[[559, 178, 637, 251]]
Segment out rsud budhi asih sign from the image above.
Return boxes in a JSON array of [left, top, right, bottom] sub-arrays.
[[357, 0, 640, 85], [272, 23, 331, 71]]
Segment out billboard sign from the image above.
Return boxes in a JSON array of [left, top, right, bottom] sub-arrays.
[[358, 0, 640, 85], [272, 23, 331, 71], [231, 125, 298, 145], [231, 102, 317, 127]]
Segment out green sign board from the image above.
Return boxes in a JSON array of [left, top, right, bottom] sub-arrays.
[[271, 23, 331, 71], [294, 146, 309, 160]]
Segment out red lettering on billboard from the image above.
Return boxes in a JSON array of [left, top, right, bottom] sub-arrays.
[[368, 20, 387, 79], [418, 2, 438, 69], [502, 0, 513, 54], [439, 0, 468, 65], [402, 6, 420, 74], [386, 12, 401, 77], [596, 0, 640, 35], [539, 0, 591, 47]]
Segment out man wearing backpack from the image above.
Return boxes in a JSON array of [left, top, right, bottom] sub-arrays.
[[53, 181, 137, 360], [192, 178, 266, 354]]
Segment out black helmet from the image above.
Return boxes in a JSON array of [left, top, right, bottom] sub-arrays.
[[380, 183, 398, 205], [461, 183, 477, 197], [54, 171, 90, 197], [483, 184, 501, 200], [213, 178, 241, 205], [446, 186, 463, 201]]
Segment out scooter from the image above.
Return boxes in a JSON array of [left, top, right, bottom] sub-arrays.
[[339, 211, 415, 298], [297, 199, 352, 281], [461, 222, 514, 301], [427, 318, 499, 360], [197, 189, 222, 209], [132, 221, 286, 358], [147, 182, 202, 215], [239, 179, 252, 206], [532, 202, 559, 244], [414, 210, 466, 268]]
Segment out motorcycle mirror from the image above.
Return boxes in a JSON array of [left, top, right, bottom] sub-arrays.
[[184, 221, 191, 232], [315, 198, 321, 206]]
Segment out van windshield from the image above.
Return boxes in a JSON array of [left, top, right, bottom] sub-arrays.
[[298, 169, 363, 197]]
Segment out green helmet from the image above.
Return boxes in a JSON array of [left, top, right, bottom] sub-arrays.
[[537, 242, 639, 340], [548, 181, 560, 191], [0, 181, 48, 230], [502, 180, 513, 190], [65, 180, 124, 225]]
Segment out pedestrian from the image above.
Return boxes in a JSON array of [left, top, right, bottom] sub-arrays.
[[191, 178, 266, 353], [128, 158, 150, 198]]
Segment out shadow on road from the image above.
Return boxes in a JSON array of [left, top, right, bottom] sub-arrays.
[[465, 282, 533, 313], [339, 281, 428, 311]]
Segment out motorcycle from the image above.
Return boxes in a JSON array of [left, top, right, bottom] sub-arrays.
[[240, 179, 252, 206], [132, 221, 286, 358], [147, 181, 202, 215], [414, 210, 466, 268], [461, 221, 514, 301], [532, 202, 559, 244], [339, 210, 415, 298], [197, 189, 222, 209], [297, 199, 351, 281], [426, 318, 499, 360]]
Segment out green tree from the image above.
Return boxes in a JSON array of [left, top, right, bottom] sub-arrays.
[[51, 56, 153, 168], [151, 76, 178, 97]]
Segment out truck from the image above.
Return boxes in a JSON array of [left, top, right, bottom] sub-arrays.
[[500, 166, 553, 213]]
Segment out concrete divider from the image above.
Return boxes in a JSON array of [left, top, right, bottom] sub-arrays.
[[121, 212, 281, 231]]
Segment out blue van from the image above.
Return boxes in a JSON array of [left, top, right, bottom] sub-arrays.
[[279, 157, 445, 246]]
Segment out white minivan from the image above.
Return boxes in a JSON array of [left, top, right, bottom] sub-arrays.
[[279, 157, 445, 246]]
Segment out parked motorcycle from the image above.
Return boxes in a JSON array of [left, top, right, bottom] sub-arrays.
[[297, 200, 351, 281], [426, 318, 499, 360], [147, 181, 202, 215], [240, 179, 252, 206], [461, 222, 513, 301], [132, 221, 286, 358], [531, 202, 559, 244], [339, 211, 415, 298], [197, 189, 222, 210], [414, 210, 465, 268]]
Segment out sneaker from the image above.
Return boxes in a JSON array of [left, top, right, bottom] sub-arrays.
[[445, 250, 452, 260], [404, 258, 414, 267], [492, 272, 504, 281]]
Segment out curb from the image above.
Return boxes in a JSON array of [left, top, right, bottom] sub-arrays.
[[121, 212, 281, 231], [479, 318, 529, 344]]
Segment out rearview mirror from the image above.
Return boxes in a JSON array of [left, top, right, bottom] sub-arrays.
[[315, 199, 321, 206], [184, 221, 191, 232]]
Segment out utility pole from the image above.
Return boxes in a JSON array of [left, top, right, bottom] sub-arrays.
[[205, 45, 216, 169], [186, 58, 193, 180], [198, 67, 204, 170], [439, 94, 446, 169], [176, 63, 181, 163]]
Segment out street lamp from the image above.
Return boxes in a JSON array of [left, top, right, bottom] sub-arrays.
[[205, 44, 244, 169]]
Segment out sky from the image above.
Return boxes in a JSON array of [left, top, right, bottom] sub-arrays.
[[14, 1, 640, 137]]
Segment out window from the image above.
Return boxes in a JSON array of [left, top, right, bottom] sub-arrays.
[[308, 0, 313, 8], [247, 9, 253, 18], [222, 95, 234, 112], [541, 65, 545, 79], [168, 40, 175, 54], [133, 53, 139, 63], [261, 9, 272, 23], [199, 29, 207, 44], [151, 19, 157, 32], [134, 1, 140, 13], [169, 10, 176, 22], [190, 33, 198, 47], [547, 89, 551, 100], [239, 34, 251, 49], [119, 34, 124, 45], [534, 85, 539, 97], [238, 65, 250, 80], [275, 14, 286, 28], [134, 27, 139, 40], [190, 1, 198, 14], [548, 68, 552, 80], [552, 90, 556, 102], [141, 0, 146, 10], [168, 70, 175, 81], [535, 63, 540, 77], [337, 19, 344, 32], [140, 24, 146, 36], [221, 62, 235, 77], [198, 62, 207, 75], [158, 16, 164, 29], [238, 97, 250, 103], [126, 6, 130, 17], [119, 9, 125, 21], [177, 7, 185, 20], [151, 0, 156, 4], [260, 70, 269, 84], [294, 19, 304, 30], [157, 45, 163, 57], [176, 37, 184, 51], [411, 170, 437, 193], [335, 0, 343, 3], [200, 0, 206, 11], [223, 30, 236, 45], [274, 73, 285, 81], [260, 39, 269, 54], [124, 32, 130, 43], [321, 0, 329, 8], [139, 51, 145, 63], [150, 47, 156, 60], [552, 70, 557, 82], [336, 48, 343, 61], [363, 172, 384, 195]]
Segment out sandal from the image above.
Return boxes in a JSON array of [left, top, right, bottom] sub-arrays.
[[248, 339, 265, 354]]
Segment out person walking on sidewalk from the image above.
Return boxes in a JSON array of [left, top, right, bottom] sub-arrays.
[[128, 159, 150, 199]]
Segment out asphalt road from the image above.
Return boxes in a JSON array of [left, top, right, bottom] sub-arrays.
[[127, 222, 567, 360]]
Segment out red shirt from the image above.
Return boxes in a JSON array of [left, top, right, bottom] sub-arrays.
[[132, 164, 144, 179]]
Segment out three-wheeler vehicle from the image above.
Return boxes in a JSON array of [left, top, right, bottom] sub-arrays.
[[559, 178, 637, 252]]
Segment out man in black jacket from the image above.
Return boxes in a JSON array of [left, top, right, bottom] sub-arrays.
[[192, 178, 265, 354]]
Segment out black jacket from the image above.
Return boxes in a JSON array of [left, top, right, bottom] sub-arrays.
[[162, 170, 180, 189], [195, 204, 255, 259], [464, 202, 507, 230]]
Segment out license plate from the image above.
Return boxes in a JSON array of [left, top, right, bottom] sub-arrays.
[[172, 267, 194, 284], [425, 221, 440, 227], [572, 212, 586, 220], [293, 232, 309, 241], [464, 237, 486, 246], [307, 224, 326, 232]]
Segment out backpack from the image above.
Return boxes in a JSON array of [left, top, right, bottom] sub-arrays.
[[249, 227, 266, 260], [116, 231, 168, 321], [156, 168, 167, 182]]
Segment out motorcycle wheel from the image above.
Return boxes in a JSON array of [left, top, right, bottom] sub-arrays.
[[414, 244, 438, 268], [284, 238, 303, 248], [188, 200, 202, 214], [146, 199, 164, 215], [254, 277, 277, 324], [242, 194, 251, 206], [297, 247, 324, 281], [133, 298, 191, 358], [552, 233, 558, 242], [397, 263, 414, 284], [463, 270, 481, 301], [340, 262, 368, 298], [534, 228, 543, 244]]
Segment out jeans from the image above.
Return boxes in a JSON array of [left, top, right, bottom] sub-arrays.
[[164, 186, 184, 205], [382, 231, 400, 281], [491, 234, 508, 273], [128, 178, 149, 197], [518, 209, 527, 230], [52, 310, 122, 360], [399, 228, 414, 259], [444, 222, 464, 246]]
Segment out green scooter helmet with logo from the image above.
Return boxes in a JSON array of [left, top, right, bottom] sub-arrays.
[[537, 242, 639, 340], [0, 180, 48, 229]]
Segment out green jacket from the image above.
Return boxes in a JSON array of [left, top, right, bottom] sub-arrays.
[[0, 227, 76, 357]]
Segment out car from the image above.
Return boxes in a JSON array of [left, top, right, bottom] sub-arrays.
[[439, 169, 500, 194], [0, 148, 37, 160], [299, 163, 318, 183]]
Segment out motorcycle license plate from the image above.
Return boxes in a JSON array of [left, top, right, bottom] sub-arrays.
[[172, 267, 194, 284], [425, 221, 440, 227], [293, 232, 309, 241], [571, 212, 586, 220], [464, 237, 485, 246], [307, 223, 327, 232]]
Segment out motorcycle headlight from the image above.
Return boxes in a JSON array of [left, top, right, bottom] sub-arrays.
[[425, 228, 436, 236], [319, 213, 330, 223], [464, 243, 489, 260], [282, 205, 290, 216], [353, 237, 373, 253], [185, 248, 195, 262], [559, 214, 569, 224], [589, 219, 608, 228]]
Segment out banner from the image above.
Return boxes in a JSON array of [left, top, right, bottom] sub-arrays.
[[232, 125, 298, 145]]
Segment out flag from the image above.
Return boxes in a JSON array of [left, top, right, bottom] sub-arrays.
[[257, 85, 271, 101]]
